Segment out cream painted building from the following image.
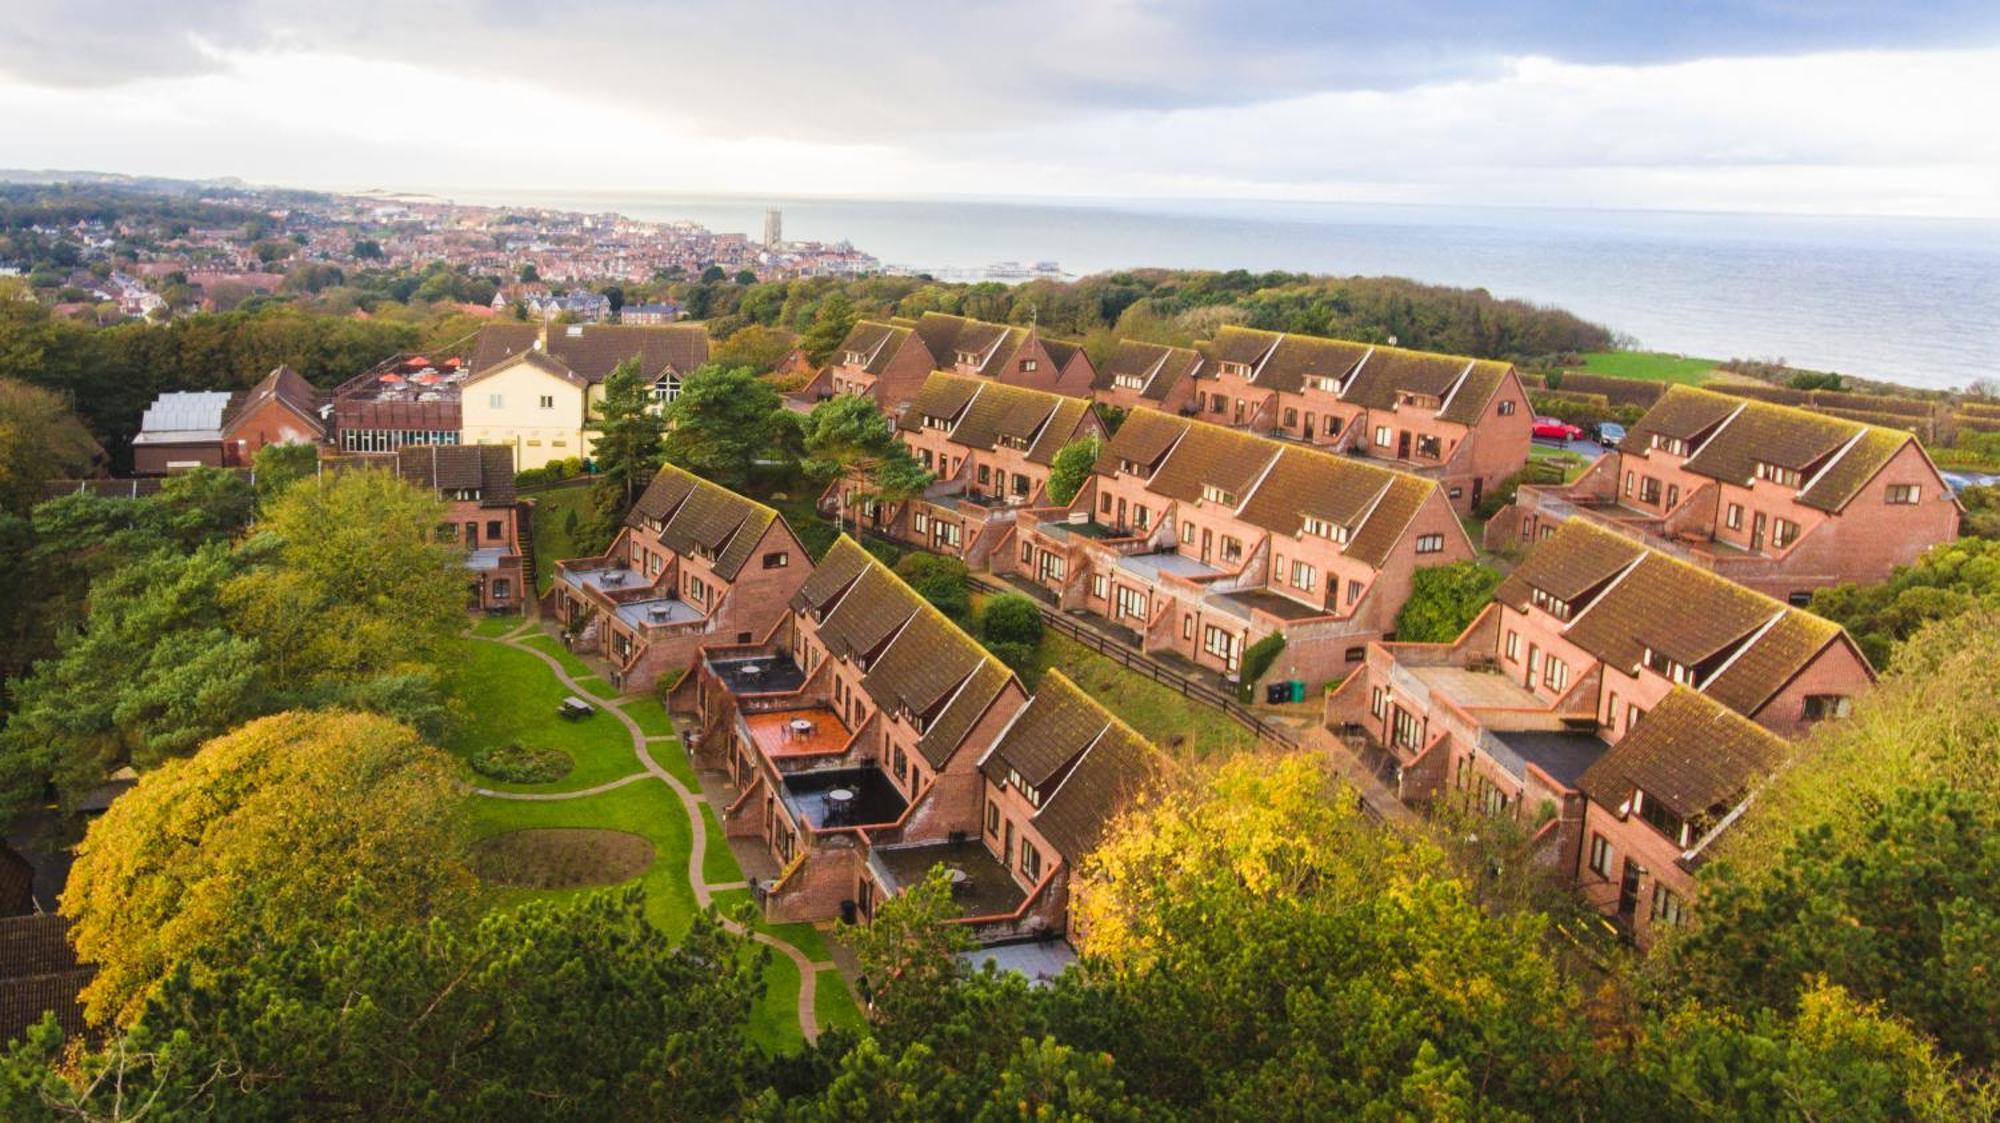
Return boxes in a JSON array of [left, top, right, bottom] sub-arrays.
[[460, 321, 709, 470]]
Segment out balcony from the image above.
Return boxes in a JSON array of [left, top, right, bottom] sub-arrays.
[[611, 595, 704, 634], [743, 705, 854, 760], [708, 651, 807, 696], [779, 766, 908, 830]]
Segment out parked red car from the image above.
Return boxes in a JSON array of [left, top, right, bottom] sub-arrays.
[[1532, 416, 1585, 442]]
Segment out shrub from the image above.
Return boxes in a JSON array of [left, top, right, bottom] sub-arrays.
[[986, 641, 1040, 685], [982, 593, 1044, 647], [895, 552, 970, 621], [861, 537, 903, 569], [1236, 632, 1288, 701], [470, 741, 573, 784], [1395, 562, 1504, 644]]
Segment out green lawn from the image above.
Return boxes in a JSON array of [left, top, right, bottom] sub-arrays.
[[1036, 633, 1256, 758], [711, 887, 832, 963], [471, 614, 524, 638], [469, 779, 698, 938], [701, 805, 739, 884], [445, 640, 643, 793], [1574, 351, 1717, 385], [528, 485, 597, 593], [749, 953, 804, 1053], [814, 968, 865, 1035], [518, 633, 597, 681], [622, 697, 676, 735], [1528, 444, 1595, 484]]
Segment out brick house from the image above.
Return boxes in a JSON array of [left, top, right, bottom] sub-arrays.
[[670, 536, 1158, 942], [1000, 409, 1475, 686], [323, 445, 528, 611], [826, 371, 1103, 566], [132, 366, 325, 475], [1494, 384, 1960, 601], [799, 312, 1097, 414], [1173, 326, 1533, 514], [1089, 339, 1204, 416], [551, 464, 812, 691], [1324, 518, 1874, 945]]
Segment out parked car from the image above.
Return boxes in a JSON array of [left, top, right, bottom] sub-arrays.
[[1597, 421, 1627, 448], [1532, 416, 1585, 442]]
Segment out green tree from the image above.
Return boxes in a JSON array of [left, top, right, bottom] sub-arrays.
[[0, 377, 101, 513], [5, 889, 765, 1120], [1393, 561, 1504, 643], [1807, 538, 2000, 668], [734, 269, 758, 286], [701, 265, 727, 284], [661, 364, 784, 492], [519, 262, 540, 283], [800, 291, 858, 365], [1042, 434, 1099, 508], [60, 710, 473, 1026], [251, 440, 318, 503], [981, 593, 1043, 648], [714, 323, 797, 373], [226, 468, 463, 692], [801, 394, 931, 532], [585, 356, 668, 534]]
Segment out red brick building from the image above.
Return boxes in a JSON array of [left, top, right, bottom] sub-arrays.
[[1161, 326, 1533, 513], [132, 366, 325, 474], [551, 465, 812, 691], [671, 536, 1158, 942], [1088, 340, 1205, 416], [828, 372, 1103, 565], [800, 312, 1097, 414], [1324, 518, 1874, 945], [1002, 409, 1475, 686], [1495, 384, 1960, 601]]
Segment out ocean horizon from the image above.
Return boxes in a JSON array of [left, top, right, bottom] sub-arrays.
[[428, 188, 2000, 392]]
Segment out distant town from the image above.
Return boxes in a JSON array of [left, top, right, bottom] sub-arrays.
[[0, 177, 885, 322]]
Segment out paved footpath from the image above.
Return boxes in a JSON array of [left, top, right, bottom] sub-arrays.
[[470, 631, 838, 1041]]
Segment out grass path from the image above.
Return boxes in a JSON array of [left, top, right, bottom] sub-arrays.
[[464, 631, 845, 1047]]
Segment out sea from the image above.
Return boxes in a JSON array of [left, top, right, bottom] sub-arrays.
[[436, 190, 2000, 392]]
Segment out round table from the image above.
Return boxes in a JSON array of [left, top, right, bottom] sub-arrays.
[[789, 718, 815, 738], [946, 867, 968, 887], [828, 788, 855, 805]]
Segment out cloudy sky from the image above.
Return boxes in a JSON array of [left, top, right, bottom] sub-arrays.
[[2, 0, 1997, 216]]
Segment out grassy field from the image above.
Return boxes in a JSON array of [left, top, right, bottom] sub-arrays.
[[1528, 444, 1596, 483], [814, 969, 863, 1035], [1037, 632, 1256, 758], [444, 640, 642, 793], [1574, 351, 1717, 385], [469, 779, 699, 936], [527, 485, 596, 593], [518, 633, 596, 680]]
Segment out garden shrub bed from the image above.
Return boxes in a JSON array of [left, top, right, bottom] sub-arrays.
[[470, 743, 573, 784]]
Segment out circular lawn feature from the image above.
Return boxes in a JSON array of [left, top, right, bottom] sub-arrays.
[[470, 744, 573, 784], [472, 828, 654, 889]]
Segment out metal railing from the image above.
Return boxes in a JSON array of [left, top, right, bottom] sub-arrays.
[[970, 573, 1300, 750]]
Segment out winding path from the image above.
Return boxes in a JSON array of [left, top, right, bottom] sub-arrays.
[[469, 632, 837, 1041]]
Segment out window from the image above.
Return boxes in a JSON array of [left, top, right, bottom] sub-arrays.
[[1650, 884, 1689, 928], [1623, 470, 1634, 497], [1543, 656, 1569, 692], [538, 394, 554, 409], [1390, 706, 1422, 750], [1113, 373, 1144, 390], [1200, 484, 1237, 506], [978, 464, 991, 486], [1181, 521, 1195, 544], [1588, 833, 1613, 877], [1290, 559, 1316, 593], [1639, 476, 1661, 504], [892, 744, 908, 783], [1220, 535, 1243, 562], [1370, 686, 1386, 719], [1092, 575, 1109, 600], [1886, 484, 1921, 504], [1641, 647, 1693, 685], [1021, 840, 1042, 881], [1415, 434, 1442, 460], [1637, 792, 1684, 842], [1726, 503, 1743, 530], [1627, 703, 1643, 729], [1649, 434, 1690, 456], [936, 522, 962, 549], [1606, 690, 1621, 732], [1301, 515, 1348, 543], [1021, 541, 1034, 564], [1345, 645, 1365, 662], [762, 551, 789, 569], [1497, 399, 1517, 416], [1374, 425, 1391, 447], [1665, 483, 1680, 508], [1283, 408, 1299, 427], [1415, 533, 1445, 554], [492, 578, 511, 601], [1208, 393, 1226, 414], [486, 520, 503, 539], [1347, 580, 1362, 605], [487, 393, 504, 409], [1020, 359, 1039, 372], [1772, 518, 1801, 548], [1114, 585, 1147, 620], [1803, 694, 1853, 722], [1505, 630, 1520, 661], [986, 799, 1000, 835], [1100, 492, 1112, 513], [1182, 614, 1194, 640], [912, 511, 930, 534]]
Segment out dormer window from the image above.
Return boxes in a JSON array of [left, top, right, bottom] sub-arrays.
[[1200, 484, 1237, 506], [1113, 373, 1145, 390], [1119, 458, 1150, 477], [1020, 359, 1038, 372], [923, 414, 950, 430], [843, 350, 864, 366], [1754, 461, 1804, 488], [1528, 586, 1573, 621], [1640, 647, 1694, 685], [955, 350, 979, 366], [1395, 391, 1440, 409], [1219, 361, 1250, 377], [1649, 434, 1690, 456], [999, 434, 1029, 450], [1305, 375, 1339, 393], [1301, 515, 1348, 544]]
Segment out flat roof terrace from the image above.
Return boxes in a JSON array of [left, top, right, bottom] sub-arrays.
[[612, 596, 702, 631], [1409, 665, 1544, 711], [871, 839, 1027, 920], [1115, 550, 1221, 585], [745, 706, 853, 759], [780, 767, 908, 830], [710, 652, 807, 695], [1490, 729, 1608, 789], [1210, 587, 1326, 623]]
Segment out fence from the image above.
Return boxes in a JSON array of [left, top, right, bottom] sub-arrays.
[[970, 573, 1300, 750]]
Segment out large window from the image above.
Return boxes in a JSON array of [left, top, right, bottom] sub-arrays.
[[1650, 884, 1689, 928], [1415, 533, 1445, 554], [1886, 484, 1921, 504], [1020, 840, 1043, 882], [1390, 705, 1422, 750], [1588, 833, 1613, 877]]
